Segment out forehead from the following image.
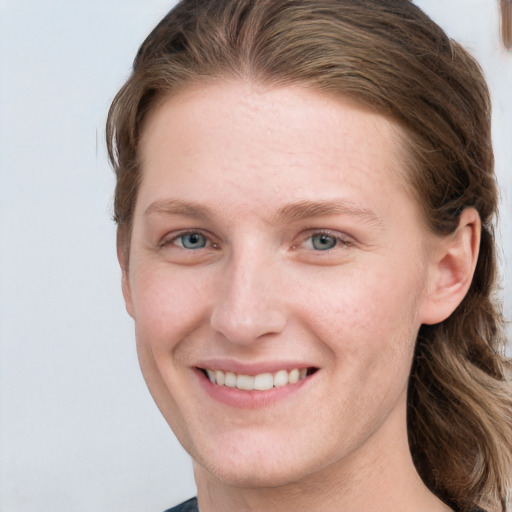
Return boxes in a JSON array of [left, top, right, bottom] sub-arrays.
[[137, 81, 417, 221], [142, 81, 402, 158]]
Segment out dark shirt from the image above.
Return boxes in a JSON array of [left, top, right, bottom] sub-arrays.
[[163, 497, 199, 512], [163, 496, 487, 512]]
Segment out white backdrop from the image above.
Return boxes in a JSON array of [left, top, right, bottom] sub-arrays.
[[0, 1, 510, 511]]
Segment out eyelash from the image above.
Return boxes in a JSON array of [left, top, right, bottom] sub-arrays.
[[159, 229, 351, 252], [159, 230, 218, 250], [296, 230, 352, 252]]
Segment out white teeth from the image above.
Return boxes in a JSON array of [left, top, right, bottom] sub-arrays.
[[224, 372, 237, 388], [215, 370, 225, 386], [253, 373, 274, 391], [288, 368, 299, 384], [273, 369, 288, 387], [236, 374, 254, 390], [204, 367, 311, 390]]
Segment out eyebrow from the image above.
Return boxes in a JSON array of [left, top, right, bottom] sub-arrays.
[[144, 199, 212, 220], [272, 199, 383, 228], [144, 198, 383, 228]]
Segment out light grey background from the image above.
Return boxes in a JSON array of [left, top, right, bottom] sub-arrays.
[[0, 1, 510, 511]]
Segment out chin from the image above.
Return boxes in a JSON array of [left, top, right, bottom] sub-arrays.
[[199, 458, 309, 489], [189, 430, 333, 490]]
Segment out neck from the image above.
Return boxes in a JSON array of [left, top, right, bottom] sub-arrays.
[[193, 402, 451, 512]]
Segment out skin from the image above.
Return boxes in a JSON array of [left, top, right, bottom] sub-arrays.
[[119, 81, 480, 512]]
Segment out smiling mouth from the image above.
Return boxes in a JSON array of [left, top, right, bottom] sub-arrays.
[[199, 367, 318, 391]]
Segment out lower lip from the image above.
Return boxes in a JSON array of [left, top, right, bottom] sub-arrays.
[[194, 368, 315, 409]]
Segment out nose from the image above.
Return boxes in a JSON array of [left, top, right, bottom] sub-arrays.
[[210, 250, 287, 345]]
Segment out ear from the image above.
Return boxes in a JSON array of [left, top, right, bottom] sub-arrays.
[[420, 208, 481, 325], [117, 226, 135, 319]]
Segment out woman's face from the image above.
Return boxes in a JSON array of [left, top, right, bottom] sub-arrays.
[[123, 81, 438, 488]]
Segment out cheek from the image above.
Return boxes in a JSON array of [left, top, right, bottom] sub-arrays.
[[130, 265, 212, 350], [304, 263, 423, 368]]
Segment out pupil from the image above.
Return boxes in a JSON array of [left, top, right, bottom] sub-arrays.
[[312, 234, 336, 250], [183, 233, 206, 248]]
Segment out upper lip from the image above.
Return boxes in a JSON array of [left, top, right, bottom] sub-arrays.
[[195, 359, 318, 375]]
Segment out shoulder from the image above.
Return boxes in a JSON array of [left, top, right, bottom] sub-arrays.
[[162, 497, 199, 512]]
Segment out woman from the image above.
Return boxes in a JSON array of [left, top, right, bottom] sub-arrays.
[[106, 0, 511, 510]]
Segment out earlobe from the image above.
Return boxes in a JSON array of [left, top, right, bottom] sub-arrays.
[[117, 226, 135, 319], [420, 208, 481, 325]]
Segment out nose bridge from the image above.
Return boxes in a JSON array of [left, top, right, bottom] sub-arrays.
[[210, 242, 286, 344]]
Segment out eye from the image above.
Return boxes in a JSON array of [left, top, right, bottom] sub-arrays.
[[175, 232, 208, 249], [310, 233, 338, 251], [291, 229, 352, 265], [156, 229, 220, 265]]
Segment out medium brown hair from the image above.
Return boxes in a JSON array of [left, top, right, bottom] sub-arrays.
[[106, 1, 512, 509]]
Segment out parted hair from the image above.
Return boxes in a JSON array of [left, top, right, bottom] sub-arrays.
[[106, 1, 512, 510]]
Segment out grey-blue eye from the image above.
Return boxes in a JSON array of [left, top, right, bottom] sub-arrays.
[[180, 233, 207, 249], [311, 234, 337, 251]]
